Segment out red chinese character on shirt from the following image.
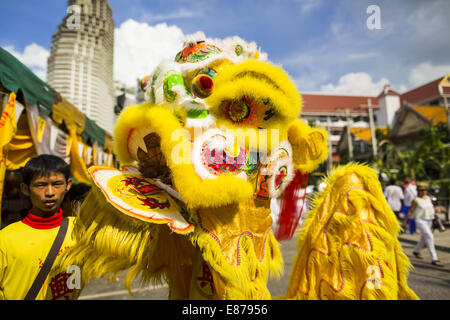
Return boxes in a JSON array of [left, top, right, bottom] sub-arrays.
[[49, 272, 74, 300]]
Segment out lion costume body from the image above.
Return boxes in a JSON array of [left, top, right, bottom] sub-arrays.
[[62, 33, 418, 300]]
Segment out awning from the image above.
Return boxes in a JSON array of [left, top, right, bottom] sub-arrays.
[[0, 47, 54, 115], [0, 46, 111, 151], [82, 117, 106, 148], [52, 91, 86, 136]]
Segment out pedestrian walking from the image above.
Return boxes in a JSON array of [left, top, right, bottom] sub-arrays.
[[384, 178, 404, 218], [402, 177, 417, 234], [402, 182, 444, 267]]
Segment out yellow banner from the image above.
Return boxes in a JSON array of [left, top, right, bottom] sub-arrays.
[[66, 134, 73, 156], [0, 92, 17, 222], [68, 127, 90, 184], [37, 116, 46, 143]]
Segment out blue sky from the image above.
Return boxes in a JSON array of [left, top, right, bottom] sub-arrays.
[[1, 0, 450, 95]]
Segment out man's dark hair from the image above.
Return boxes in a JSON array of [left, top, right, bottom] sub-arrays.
[[22, 154, 70, 186], [389, 177, 396, 185]]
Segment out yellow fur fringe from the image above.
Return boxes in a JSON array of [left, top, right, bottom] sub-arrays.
[[286, 163, 419, 300], [206, 60, 302, 123], [113, 103, 254, 209], [287, 119, 329, 173], [190, 225, 284, 300], [61, 186, 196, 299]]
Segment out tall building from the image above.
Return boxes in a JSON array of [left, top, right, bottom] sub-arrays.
[[47, 0, 115, 133]]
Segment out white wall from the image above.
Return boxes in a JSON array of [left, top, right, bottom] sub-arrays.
[[376, 94, 400, 127]]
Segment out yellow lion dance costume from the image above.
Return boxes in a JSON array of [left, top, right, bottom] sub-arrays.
[[62, 33, 418, 300]]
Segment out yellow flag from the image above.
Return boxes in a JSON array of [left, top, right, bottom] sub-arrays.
[[65, 134, 73, 156], [0, 92, 17, 220], [37, 116, 46, 143], [68, 126, 90, 184], [107, 152, 113, 167]]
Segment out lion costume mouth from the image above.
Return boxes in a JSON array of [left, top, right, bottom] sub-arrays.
[[192, 128, 257, 181]]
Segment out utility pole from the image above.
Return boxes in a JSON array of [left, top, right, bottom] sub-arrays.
[[345, 109, 353, 161], [441, 94, 450, 138], [366, 98, 378, 159], [438, 74, 450, 138], [444, 96, 450, 137], [438, 75, 450, 222]]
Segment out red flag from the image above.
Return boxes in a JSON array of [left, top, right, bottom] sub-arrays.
[[275, 170, 309, 241]]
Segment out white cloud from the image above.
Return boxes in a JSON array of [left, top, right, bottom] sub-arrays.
[[396, 84, 408, 94], [297, 0, 323, 14], [114, 19, 186, 88], [3, 43, 49, 81], [320, 72, 390, 95], [408, 61, 450, 87]]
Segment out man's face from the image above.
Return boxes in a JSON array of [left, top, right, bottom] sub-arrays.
[[21, 172, 72, 215]]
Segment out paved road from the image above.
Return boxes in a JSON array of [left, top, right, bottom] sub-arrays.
[[79, 224, 450, 300], [397, 226, 450, 300]]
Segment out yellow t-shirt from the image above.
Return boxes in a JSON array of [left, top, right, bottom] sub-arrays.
[[0, 213, 81, 300]]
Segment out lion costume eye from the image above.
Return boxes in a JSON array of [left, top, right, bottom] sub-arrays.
[[219, 95, 277, 127], [191, 67, 216, 98], [225, 97, 251, 123]]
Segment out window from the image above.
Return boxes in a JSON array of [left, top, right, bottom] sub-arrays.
[[331, 130, 341, 136]]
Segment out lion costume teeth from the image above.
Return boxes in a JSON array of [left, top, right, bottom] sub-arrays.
[[61, 33, 418, 300]]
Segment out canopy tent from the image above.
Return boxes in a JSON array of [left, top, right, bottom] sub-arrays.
[[82, 117, 106, 148], [0, 47, 113, 151], [0, 48, 53, 115]]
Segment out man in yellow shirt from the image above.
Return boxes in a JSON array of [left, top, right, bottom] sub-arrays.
[[0, 154, 81, 300]]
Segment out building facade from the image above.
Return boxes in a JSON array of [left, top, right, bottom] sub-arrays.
[[301, 75, 449, 164], [301, 93, 379, 163], [47, 0, 115, 133], [335, 75, 449, 160]]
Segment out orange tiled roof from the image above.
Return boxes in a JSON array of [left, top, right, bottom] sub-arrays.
[[350, 127, 387, 143], [411, 105, 448, 125], [301, 94, 378, 113], [400, 78, 443, 105]]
